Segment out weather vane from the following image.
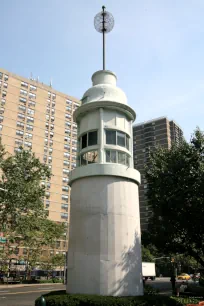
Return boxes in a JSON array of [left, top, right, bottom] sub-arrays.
[[94, 6, 114, 70]]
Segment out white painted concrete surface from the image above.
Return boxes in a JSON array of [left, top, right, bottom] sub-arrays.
[[67, 176, 143, 296]]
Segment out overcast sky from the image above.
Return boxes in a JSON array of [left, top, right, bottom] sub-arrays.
[[1, 0, 204, 139]]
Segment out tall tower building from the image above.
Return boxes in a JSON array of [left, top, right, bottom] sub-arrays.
[[67, 69, 143, 296], [133, 117, 183, 231], [0, 68, 80, 257]]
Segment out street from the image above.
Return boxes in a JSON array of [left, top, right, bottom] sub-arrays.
[[0, 278, 172, 306], [0, 284, 66, 306], [147, 277, 172, 295]]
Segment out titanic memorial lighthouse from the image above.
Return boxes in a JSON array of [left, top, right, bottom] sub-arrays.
[[67, 7, 143, 296]]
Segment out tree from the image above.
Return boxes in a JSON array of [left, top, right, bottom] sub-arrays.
[[0, 148, 50, 228], [0, 144, 66, 278], [52, 254, 66, 279], [141, 245, 155, 262], [143, 128, 204, 267]]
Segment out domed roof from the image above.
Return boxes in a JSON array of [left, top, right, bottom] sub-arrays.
[[81, 70, 128, 105]]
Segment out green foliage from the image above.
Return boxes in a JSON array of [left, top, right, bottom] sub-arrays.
[[143, 128, 204, 268], [172, 296, 203, 305], [35, 291, 183, 306], [143, 284, 159, 295], [0, 143, 66, 278], [141, 245, 155, 262], [38, 278, 63, 283]]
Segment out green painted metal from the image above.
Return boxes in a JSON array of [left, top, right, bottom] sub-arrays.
[[39, 296, 46, 306]]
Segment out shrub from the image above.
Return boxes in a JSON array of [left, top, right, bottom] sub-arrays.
[[35, 290, 183, 306], [144, 284, 159, 295], [38, 278, 63, 284]]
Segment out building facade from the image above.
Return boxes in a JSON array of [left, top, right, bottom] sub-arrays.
[[0, 68, 80, 257], [133, 117, 183, 231]]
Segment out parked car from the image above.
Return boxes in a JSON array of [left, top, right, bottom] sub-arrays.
[[177, 273, 191, 280]]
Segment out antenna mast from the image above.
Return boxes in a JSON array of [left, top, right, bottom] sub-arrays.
[[94, 6, 114, 70]]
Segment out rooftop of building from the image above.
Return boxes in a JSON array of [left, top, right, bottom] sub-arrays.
[[133, 116, 183, 131], [0, 67, 79, 103]]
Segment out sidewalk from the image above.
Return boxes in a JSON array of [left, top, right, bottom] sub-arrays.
[[0, 282, 65, 289]]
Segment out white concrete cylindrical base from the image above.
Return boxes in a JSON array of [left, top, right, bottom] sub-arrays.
[[67, 176, 143, 296]]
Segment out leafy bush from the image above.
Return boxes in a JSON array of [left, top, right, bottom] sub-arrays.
[[35, 290, 183, 306], [144, 284, 159, 295], [172, 296, 203, 305], [38, 278, 63, 284]]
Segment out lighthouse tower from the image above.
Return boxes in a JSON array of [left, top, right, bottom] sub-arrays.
[[67, 7, 143, 297]]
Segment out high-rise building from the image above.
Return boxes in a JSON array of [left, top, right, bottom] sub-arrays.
[[133, 117, 183, 231], [0, 68, 80, 256]]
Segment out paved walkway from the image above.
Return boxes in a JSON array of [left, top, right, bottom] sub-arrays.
[[0, 282, 64, 289]]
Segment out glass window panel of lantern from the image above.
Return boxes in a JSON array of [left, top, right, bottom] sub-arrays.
[[118, 151, 126, 165], [81, 133, 87, 149], [87, 150, 98, 164], [88, 131, 97, 146], [106, 130, 116, 145], [117, 131, 125, 147]]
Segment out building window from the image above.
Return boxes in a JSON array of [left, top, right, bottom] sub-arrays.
[[26, 124, 33, 131], [66, 99, 72, 105], [3, 83, 8, 89], [19, 97, 27, 104], [61, 204, 68, 211], [0, 72, 2, 79], [0, 116, 3, 123], [62, 186, 69, 192], [21, 81, 28, 88], [16, 130, 24, 136], [63, 177, 69, 183], [2, 91, 7, 98], [63, 160, 69, 167], [15, 139, 23, 146], [4, 75, 8, 81], [65, 113, 71, 119], [64, 152, 70, 158], [63, 169, 69, 174], [20, 89, 27, 96], [25, 132, 32, 139], [24, 141, 32, 148], [62, 195, 68, 202], [64, 144, 70, 150], [17, 121, 24, 128], [65, 129, 71, 135], [27, 116, 34, 123], [1, 98, 6, 105], [19, 105, 26, 112], [66, 106, 71, 111], [105, 150, 129, 166], [0, 125, 3, 131], [27, 108, 34, 115], [80, 150, 98, 166], [65, 121, 71, 127], [29, 92, 36, 99], [45, 200, 50, 208], [28, 101, 35, 108], [18, 113, 25, 120], [64, 136, 70, 142], [0, 108, 4, 114], [30, 85, 37, 91], [61, 213, 68, 220]]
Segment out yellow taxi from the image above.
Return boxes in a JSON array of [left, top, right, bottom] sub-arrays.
[[177, 273, 191, 280]]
